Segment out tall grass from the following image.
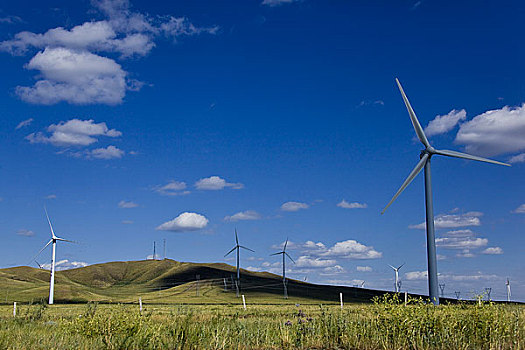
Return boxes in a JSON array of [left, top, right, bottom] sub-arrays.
[[0, 296, 522, 349]]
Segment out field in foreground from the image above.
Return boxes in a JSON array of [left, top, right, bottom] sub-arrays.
[[0, 295, 523, 350]]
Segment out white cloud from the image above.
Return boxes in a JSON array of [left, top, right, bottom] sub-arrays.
[[320, 265, 345, 275], [195, 176, 244, 190], [26, 118, 121, 146], [356, 266, 372, 272], [455, 104, 525, 157], [1, 0, 218, 105], [436, 237, 488, 250], [482, 247, 503, 255], [118, 200, 138, 208], [16, 47, 127, 105], [405, 270, 428, 280], [45, 194, 57, 199], [281, 201, 309, 212], [0, 15, 22, 24], [509, 153, 525, 163], [424, 109, 466, 137], [512, 204, 525, 214], [16, 229, 34, 237], [154, 180, 189, 196], [295, 256, 336, 268], [146, 254, 161, 260], [261, 0, 299, 6], [308, 240, 382, 260], [337, 200, 367, 209], [41, 259, 88, 271], [224, 210, 261, 222], [88, 145, 124, 159], [455, 249, 475, 258], [156, 212, 208, 232], [410, 211, 482, 229], [15, 118, 33, 129]]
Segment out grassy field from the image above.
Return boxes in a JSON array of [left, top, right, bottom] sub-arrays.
[[0, 295, 523, 349]]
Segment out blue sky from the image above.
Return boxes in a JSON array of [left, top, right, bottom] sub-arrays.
[[1, 0, 524, 301]]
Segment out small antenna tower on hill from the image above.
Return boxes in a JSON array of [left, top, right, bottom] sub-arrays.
[[485, 287, 492, 301], [455, 291, 461, 300], [153, 241, 156, 260], [163, 239, 166, 260]]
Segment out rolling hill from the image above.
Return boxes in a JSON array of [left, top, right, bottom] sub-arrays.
[[0, 259, 424, 304]]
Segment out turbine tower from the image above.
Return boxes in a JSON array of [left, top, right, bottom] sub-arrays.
[[271, 238, 295, 299], [389, 263, 404, 293], [382, 78, 510, 305], [224, 229, 254, 296], [33, 208, 74, 304], [506, 278, 511, 302]]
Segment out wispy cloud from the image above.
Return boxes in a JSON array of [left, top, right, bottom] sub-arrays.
[[482, 247, 503, 255], [410, 211, 482, 230], [118, 200, 138, 208], [512, 204, 525, 214], [153, 180, 189, 196], [16, 229, 34, 237], [337, 200, 367, 209], [424, 109, 466, 137], [224, 210, 261, 222], [261, 0, 300, 7], [195, 176, 244, 190], [281, 201, 309, 212], [15, 118, 33, 129]]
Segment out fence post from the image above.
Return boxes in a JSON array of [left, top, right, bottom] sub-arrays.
[[404, 291, 408, 306], [139, 297, 142, 312], [340, 293, 343, 310], [13, 302, 16, 317], [242, 295, 246, 310]]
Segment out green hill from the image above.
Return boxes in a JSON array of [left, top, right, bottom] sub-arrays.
[[0, 259, 413, 304]]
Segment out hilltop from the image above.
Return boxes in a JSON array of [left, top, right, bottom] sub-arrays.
[[0, 259, 415, 304]]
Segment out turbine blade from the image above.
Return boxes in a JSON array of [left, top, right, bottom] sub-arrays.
[[382, 153, 429, 214], [44, 207, 56, 238], [285, 252, 295, 264], [239, 245, 255, 253], [434, 149, 510, 167], [29, 239, 52, 264], [388, 264, 395, 270], [55, 237, 77, 243], [396, 78, 431, 148], [270, 252, 282, 256], [224, 246, 236, 257], [398, 263, 405, 270], [235, 229, 239, 245], [284, 238, 288, 252]]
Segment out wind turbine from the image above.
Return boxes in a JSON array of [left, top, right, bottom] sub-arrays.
[[506, 278, 511, 302], [388, 263, 404, 293], [224, 229, 254, 296], [33, 208, 74, 304], [271, 238, 295, 299], [382, 78, 510, 305]]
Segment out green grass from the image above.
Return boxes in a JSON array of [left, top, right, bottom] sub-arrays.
[[0, 295, 523, 349]]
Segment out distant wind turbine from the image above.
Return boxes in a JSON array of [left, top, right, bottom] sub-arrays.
[[32, 208, 75, 304], [382, 78, 510, 305], [271, 238, 295, 299], [224, 229, 254, 296], [506, 278, 511, 302], [389, 263, 404, 293]]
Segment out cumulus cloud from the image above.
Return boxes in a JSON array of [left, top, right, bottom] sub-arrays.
[[357, 266, 372, 272], [320, 265, 345, 275], [319, 240, 382, 259], [156, 212, 208, 232], [15, 118, 33, 129], [16, 47, 127, 105], [482, 247, 503, 255], [424, 109, 466, 137], [512, 204, 525, 214], [337, 200, 367, 209], [0, 0, 218, 105], [26, 119, 121, 146], [436, 237, 488, 250], [16, 229, 34, 237], [153, 180, 189, 196], [405, 271, 428, 280], [509, 153, 525, 163], [194, 176, 244, 190], [410, 211, 482, 229], [295, 256, 337, 268], [42, 259, 88, 271], [261, 0, 299, 6], [455, 104, 525, 157], [281, 201, 309, 212], [118, 200, 138, 208], [87, 145, 125, 159], [224, 210, 261, 222]]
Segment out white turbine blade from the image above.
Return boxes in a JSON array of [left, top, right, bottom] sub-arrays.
[[44, 207, 56, 238], [224, 246, 236, 257], [239, 245, 255, 253], [29, 239, 52, 264], [285, 252, 295, 264], [396, 78, 431, 149], [388, 264, 396, 270], [270, 252, 282, 256], [55, 237, 77, 243], [382, 153, 429, 214], [434, 149, 510, 167]]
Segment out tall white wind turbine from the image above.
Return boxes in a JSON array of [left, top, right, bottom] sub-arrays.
[[33, 208, 74, 304], [271, 238, 295, 298], [388, 263, 404, 293], [224, 229, 254, 296], [382, 78, 510, 305]]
